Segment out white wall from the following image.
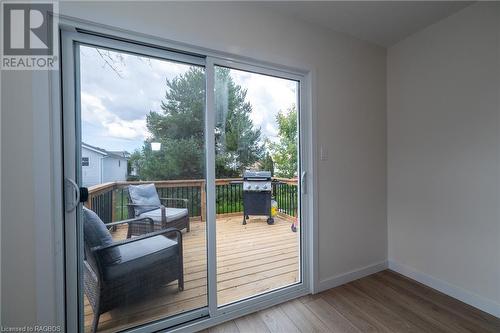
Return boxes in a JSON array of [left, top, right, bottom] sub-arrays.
[[388, 3, 500, 316], [1, 1, 387, 326], [1, 71, 38, 325]]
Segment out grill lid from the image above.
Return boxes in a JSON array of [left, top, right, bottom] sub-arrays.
[[243, 170, 272, 180]]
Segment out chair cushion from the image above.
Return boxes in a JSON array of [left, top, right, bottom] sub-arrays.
[[139, 207, 189, 223], [82, 207, 121, 265], [103, 235, 178, 280], [128, 184, 161, 215]]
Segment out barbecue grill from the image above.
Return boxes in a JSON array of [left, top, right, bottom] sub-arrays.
[[242, 170, 274, 225]]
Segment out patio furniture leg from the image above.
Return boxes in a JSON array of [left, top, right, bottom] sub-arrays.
[[178, 230, 184, 291], [178, 276, 184, 291], [92, 312, 100, 333]]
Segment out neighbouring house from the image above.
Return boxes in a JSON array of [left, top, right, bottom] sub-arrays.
[[81, 142, 129, 187]]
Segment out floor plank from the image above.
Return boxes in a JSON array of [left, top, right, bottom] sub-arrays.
[[371, 272, 486, 333], [279, 299, 330, 332], [304, 297, 360, 333], [257, 306, 300, 333], [322, 287, 388, 332], [234, 312, 270, 333], [378, 270, 500, 333], [338, 283, 421, 332], [349, 276, 447, 333]]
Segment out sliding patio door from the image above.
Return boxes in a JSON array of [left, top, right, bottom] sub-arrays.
[[212, 65, 301, 307], [62, 32, 210, 333], [62, 28, 309, 333]]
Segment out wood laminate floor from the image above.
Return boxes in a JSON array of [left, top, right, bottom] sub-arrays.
[[203, 270, 500, 333]]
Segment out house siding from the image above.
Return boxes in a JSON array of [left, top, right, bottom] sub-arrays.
[[81, 147, 104, 187], [102, 157, 128, 183]]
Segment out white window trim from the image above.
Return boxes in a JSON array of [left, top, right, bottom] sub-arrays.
[[52, 14, 318, 333]]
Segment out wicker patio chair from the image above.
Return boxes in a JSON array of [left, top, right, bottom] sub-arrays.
[[127, 183, 190, 237], [82, 207, 184, 333]]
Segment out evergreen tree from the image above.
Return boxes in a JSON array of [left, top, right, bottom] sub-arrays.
[[131, 66, 264, 180], [215, 67, 263, 177], [259, 152, 275, 176]]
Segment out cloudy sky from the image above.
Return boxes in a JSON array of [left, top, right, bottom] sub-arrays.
[[80, 45, 297, 153]]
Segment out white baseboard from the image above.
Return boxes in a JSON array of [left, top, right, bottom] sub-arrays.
[[316, 260, 388, 293], [388, 260, 500, 318]]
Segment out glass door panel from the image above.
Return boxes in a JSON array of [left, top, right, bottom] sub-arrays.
[[213, 66, 301, 306], [77, 43, 207, 332]]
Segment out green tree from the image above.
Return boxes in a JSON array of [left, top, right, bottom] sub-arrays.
[[259, 152, 275, 176], [270, 105, 298, 178], [131, 67, 263, 180], [215, 67, 264, 177]]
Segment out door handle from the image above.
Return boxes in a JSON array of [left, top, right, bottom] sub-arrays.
[[301, 171, 307, 195], [79, 187, 89, 203], [65, 178, 80, 212]]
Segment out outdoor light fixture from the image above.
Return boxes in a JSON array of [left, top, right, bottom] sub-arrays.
[[151, 142, 161, 151]]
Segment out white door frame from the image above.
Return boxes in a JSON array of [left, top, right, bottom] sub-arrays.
[[55, 17, 317, 333], [204, 57, 308, 318]]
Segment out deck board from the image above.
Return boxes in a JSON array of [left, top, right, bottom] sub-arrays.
[[84, 215, 299, 332]]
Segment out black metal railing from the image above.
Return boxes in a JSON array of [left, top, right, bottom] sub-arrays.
[[112, 186, 203, 221], [86, 178, 298, 224], [216, 182, 243, 214], [90, 189, 113, 223], [273, 181, 298, 217]]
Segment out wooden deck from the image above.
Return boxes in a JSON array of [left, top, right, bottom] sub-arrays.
[[84, 214, 300, 332]]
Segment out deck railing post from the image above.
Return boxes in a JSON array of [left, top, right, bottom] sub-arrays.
[[84, 197, 91, 209], [111, 186, 117, 222], [201, 180, 206, 221]]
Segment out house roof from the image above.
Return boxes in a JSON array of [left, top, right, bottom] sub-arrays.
[[108, 150, 131, 159], [82, 142, 129, 160]]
